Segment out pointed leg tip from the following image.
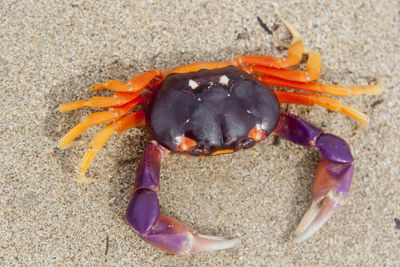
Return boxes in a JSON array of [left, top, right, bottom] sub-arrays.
[[58, 104, 67, 113], [58, 139, 85, 149], [58, 140, 68, 149], [77, 173, 95, 184], [90, 84, 102, 91], [278, 17, 302, 39], [357, 117, 369, 131], [375, 78, 384, 95]]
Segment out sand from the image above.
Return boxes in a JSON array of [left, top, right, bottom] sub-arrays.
[[1, 1, 399, 265]]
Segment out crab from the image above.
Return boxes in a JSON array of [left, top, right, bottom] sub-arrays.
[[58, 22, 382, 254]]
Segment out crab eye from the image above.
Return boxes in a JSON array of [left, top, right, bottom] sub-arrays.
[[176, 136, 197, 152], [248, 125, 267, 142]]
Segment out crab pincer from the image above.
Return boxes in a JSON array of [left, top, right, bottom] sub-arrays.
[[126, 141, 239, 254], [273, 113, 354, 242]]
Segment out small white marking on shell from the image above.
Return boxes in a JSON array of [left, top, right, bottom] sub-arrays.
[[174, 135, 183, 144], [197, 97, 201, 101], [246, 110, 251, 114], [219, 75, 229, 85], [227, 93, 231, 97], [188, 79, 199, 90], [186, 118, 190, 123]]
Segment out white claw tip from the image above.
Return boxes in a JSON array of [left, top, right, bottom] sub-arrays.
[[188, 233, 240, 253], [198, 234, 241, 250], [293, 195, 342, 243]]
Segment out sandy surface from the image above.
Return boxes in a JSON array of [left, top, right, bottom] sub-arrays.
[[1, 0, 399, 266]]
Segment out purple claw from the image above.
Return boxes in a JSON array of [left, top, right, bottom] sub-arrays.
[[294, 156, 354, 242], [129, 113, 356, 250], [316, 134, 354, 164], [127, 141, 239, 254], [274, 113, 355, 242], [143, 215, 239, 254], [126, 189, 159, 234]]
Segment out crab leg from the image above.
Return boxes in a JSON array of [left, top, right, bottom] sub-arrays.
[[231, 21, 305, 69], [91, 69, 165, 92], [58, 96, 143, 149], [59, 92, 142, 112], [247, 64, 320, 83], [273, 113, 354, 242], [231, 20, 318, 73], [259, 76, 383, 97], [126, 141, 239, 254], [76, 110, 145, 183], [239, 50, 321, 83], [274, 91, 369, 128]]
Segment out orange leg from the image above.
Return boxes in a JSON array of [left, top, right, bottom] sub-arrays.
[[170, 62, 231, 74], [59, 68, 167, 146], [58, 97, 143, 149], [230, 20, 306, 69], [78, 111, 146, 183], [274, 91, 369, 128], [304, 51, 322, 81], [59, 92, 143, 112], [260, 76, 383, 97], [91, 69, 166, 92], [239, 48, 321, 83], [59, 68, 168, 182]]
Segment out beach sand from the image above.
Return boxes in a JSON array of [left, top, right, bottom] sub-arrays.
[[1, 1, 399, 265]]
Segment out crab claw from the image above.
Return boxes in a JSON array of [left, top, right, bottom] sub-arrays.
[[294, 156, 354, 242], [126, 189, 239, 254], [127, 141, 239, 254], [273, 113, 356, 242], [128, 213, 239, 254]]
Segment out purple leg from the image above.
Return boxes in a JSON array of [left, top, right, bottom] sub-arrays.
[[126, 141, 239, 254], [273, 113, 354, 242]]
